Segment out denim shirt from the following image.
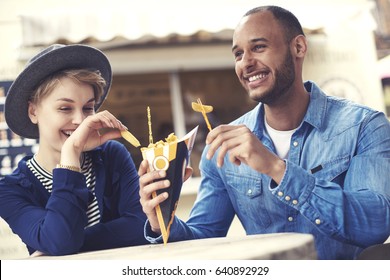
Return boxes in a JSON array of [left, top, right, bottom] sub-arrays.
[[146, 81, 390, 260]]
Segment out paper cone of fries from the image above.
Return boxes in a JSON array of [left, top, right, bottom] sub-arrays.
[[141, 126, 198, 244]]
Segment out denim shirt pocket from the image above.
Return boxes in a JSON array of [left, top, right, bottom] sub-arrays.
[[226, 171, 271, 228], [311, 155, 350, 183]]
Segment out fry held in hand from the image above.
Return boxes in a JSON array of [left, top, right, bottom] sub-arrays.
[[191, 102, 213, 113], [191, 98, 213, 131], [121, 130, 141, 147]]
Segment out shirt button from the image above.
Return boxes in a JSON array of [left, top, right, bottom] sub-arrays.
[[247, 189, 252, 195], [288, 217, 293, 222], [293, 141, 298, 147], [285, 196, 291, 201], [278, 191, 284, 197], [315, 219, 321, 225], [292, 200, 298, 205]]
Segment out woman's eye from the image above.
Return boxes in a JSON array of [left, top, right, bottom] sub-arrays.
[[59, 107, 71, 111], [83, 107, 95, 113]]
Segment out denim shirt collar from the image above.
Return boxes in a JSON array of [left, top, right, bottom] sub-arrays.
[[303, 81, 327, 130], [248, 81, 327, 135]]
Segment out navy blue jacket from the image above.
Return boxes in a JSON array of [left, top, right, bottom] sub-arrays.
[[0, 141, 147, 256]]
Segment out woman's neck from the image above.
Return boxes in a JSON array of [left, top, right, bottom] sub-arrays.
[[34, 150, 60, 174]]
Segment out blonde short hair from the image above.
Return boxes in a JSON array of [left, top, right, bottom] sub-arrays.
[[30, 69, 106, 106]]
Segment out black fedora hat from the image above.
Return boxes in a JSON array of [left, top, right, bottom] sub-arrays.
[[5, 44, 112, 139]]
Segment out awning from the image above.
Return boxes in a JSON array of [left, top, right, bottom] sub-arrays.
[[19, 0, 374, 49]]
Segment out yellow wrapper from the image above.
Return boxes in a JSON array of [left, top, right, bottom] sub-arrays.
[[141, 126, 198, 244]]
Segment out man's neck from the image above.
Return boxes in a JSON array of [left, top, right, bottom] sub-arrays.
[[264, 85, 310, 131]]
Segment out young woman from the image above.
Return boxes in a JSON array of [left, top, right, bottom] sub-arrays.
[[0, 44, 147, 256]]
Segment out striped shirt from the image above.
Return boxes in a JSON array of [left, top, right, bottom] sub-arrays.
[[27, 154, 100, 227]]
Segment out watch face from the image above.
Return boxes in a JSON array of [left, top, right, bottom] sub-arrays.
[[320, 77, 364, 104]]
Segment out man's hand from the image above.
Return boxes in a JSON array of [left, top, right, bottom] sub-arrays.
[[138, 160, 169, 234], [138, 159, 193, 234], [206, 124, 286, 184]]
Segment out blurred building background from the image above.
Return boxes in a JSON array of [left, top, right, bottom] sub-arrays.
[[0, 0, 390, 259]]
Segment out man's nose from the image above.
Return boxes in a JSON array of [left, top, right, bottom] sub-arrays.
[[240, 52, 256, 71]]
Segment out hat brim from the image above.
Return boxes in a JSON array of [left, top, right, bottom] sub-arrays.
[[5, 44, 112, 139]]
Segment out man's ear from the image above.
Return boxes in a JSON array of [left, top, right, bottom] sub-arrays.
[[28, 102, 38, 124], [292, 35, 307, 58]]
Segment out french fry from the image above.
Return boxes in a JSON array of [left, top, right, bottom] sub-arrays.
[[192, 98, 213, 131], [121, 130, 141, 147], [191, 102, 213, 113]]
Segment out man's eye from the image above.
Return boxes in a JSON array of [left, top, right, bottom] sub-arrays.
[[233, 51, 243, 59], [254, 45, 266, 51]]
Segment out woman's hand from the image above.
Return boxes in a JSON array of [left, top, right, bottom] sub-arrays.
[[60, 110, 127, 167]]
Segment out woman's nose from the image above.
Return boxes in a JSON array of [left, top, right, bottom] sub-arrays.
[[72, 110, 85, 125]]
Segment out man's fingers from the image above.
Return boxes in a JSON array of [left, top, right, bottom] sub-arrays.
[[140, 175, 170, 196], [206, 124, 247, 160], [139, 163, 167, 188], [206, 124, 246, 144]]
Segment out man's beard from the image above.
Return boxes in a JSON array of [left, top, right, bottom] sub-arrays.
[[251, 50, 295, 105]]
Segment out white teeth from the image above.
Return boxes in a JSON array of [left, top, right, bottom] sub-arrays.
[[248, 74, 266, 82], [63, 131, 73, 136]]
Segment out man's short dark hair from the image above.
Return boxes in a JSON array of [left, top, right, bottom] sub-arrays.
[[244, 5, 305, 42]]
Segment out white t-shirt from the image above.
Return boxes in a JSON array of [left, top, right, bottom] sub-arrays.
[[265, 119, 298, 159]]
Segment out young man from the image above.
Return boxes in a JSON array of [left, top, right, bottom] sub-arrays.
[[139, 6, 390, 259]]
